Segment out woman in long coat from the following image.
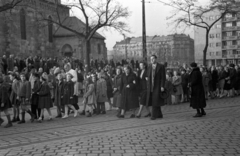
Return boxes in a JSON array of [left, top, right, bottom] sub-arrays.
[[113, 67, 123, 116], [37, 75, 53, 122], [189, 63, 206, 117], [118, 65, 139, 118], [136, 62, 150, 118]]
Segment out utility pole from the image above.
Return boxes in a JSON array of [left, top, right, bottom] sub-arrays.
[[123, 33, 128, 60], [142, 0, 147, 61]]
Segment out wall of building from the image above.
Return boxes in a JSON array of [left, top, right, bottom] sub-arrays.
[[0, 0, 68, 58], [54, 36, 107, 60]]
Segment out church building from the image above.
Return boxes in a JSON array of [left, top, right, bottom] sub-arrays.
[[0, 0, 107, 60]]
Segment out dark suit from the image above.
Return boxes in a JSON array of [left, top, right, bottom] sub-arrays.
[[146, 63, 166, 118]]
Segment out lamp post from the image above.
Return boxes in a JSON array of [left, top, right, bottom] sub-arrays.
[[123, 33, 128, 60], [142, 0, 147, 61]]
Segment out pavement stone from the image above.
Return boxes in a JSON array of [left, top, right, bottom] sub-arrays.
[[0, 96, 239, 156]]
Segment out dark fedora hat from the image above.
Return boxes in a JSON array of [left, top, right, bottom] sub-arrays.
[[160, 89, 169, 99]]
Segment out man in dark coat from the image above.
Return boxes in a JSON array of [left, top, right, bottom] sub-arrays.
[[189, 62, 206, 117], [7, 54, 15, 72], [146, 55, 166, 120], [2, 55, 8, 74]]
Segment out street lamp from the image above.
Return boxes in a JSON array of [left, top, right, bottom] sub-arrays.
[[142, 0, 147, 61], [122, 33, 128, 60]]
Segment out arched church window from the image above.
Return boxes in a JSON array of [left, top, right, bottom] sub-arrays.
[[20, 9, 26, 40]]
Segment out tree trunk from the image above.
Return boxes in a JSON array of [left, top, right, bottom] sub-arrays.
[[86, 39, 91, 72], [203, 29, 210, 66]]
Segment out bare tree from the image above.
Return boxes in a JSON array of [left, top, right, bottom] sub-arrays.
[[157, 0, 236, 66], [40, 0, 130, 70], [0, 0, 22, 12]]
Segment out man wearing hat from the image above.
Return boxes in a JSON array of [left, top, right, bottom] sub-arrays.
[[146, 55, 166, 120]]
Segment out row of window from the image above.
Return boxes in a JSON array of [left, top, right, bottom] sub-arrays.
[[208, 51, 221, 56], [209, 33, 221, 38], [209, 42, 221, 47], [224, 21, 240, 27], [20, 8, 53, 42]]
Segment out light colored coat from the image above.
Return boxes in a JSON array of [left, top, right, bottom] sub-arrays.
[[84, 84, 96, 105], [96, 78, 108, 102]]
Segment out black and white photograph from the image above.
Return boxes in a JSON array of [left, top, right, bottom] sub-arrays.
[[0, 0, 239, 156]]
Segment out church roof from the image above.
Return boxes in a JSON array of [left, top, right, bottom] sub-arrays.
[[54, 16, 105, 40]]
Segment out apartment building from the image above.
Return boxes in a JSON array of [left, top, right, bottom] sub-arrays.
[[112, 34, 194, 66], [194, 9, 240, 66]]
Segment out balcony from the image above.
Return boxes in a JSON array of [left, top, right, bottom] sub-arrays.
[[222, 26, 240, 31], [223, 54, 240, 59], [222, 45, 238, 50], [222, 17, 237, 22], [222, 36, 238, 40]]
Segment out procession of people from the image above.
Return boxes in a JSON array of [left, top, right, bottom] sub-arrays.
[[1, 54, 240, 128]]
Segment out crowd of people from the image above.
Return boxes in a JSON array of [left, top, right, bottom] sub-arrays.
[[166, 63, 240, 105], [1, 53, 238, 128]]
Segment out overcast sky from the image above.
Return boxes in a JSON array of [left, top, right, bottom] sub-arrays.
[[63, 0, 209, 50]]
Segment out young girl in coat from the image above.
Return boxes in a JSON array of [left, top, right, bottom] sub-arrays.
[[62, 73, 78, 118], [96, 72, 108, 114], [54, 73, 64, 118], [83, 78, 96, 117], [17, 73, 35, 124], [37, 75, 53, 122], [9, 73, 20, 122]]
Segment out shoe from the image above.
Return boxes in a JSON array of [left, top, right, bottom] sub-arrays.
[[16, 117, 20, 122], [118, 115, 125, 118], [48, 117, 53, 121], [80, 111, 85, 115], [4, 123, 13, 128], [86, 113, 92, 117], [130, 114, 135, 118], [158, 115, 163, 118], [55, 115, 62, 118], [30, 115, 36, 123], [74, 112, 78, 117], [136, 114, 141, 118], [17, 120, 25, 124], [0, 118, 4, 126], [151, 117, 156, 120], [144, 113, 151, 117], [62, 115, 68, 119], [201, 112, 206, 116], [11, 118, 17, 123], [101, 111, 106, 114], [193, 113, 202, 117], [116, 110, 121, 117], [37, 118, 42, 123]]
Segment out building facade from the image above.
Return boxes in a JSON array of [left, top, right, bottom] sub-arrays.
[[194, 9, 240, 66], [113, 34, 194, 67], [0, 0, 107, 60]]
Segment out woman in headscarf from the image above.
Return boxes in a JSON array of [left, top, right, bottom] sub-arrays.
[[118, 65, 139, 118]]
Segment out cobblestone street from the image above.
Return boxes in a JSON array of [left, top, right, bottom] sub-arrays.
[[0, 97, 240, 156]]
